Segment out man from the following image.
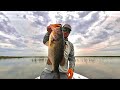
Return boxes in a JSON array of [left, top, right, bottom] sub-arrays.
[[40, 24, 75, 79]]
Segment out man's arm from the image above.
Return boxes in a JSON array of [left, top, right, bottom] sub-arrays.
[[43, 25, 52, 46], [43, 32, 50, 46], [68, 43, 76, 71]]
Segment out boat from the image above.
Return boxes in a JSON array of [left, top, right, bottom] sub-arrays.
[[35, 72, 88, 79], [35, 61, 88, 79], [72, 72, 88, 79]]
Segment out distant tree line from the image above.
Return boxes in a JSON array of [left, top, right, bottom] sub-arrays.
[[0, 56, 48, 59]]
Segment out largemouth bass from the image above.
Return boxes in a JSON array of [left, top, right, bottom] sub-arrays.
[[48, 24, 65, 79]]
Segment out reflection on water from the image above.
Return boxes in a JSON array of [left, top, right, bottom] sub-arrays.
[[31, 58, 47, 63], [0, 57, 48, 79], [0, 56, 120, 79], [75, 56, 120, 79]]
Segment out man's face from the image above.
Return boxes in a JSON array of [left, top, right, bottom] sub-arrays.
[[62, 27, 71, 38], [63, 31, 70, 38]]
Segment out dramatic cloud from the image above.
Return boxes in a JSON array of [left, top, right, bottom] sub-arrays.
[[0, 11, 120, 56]]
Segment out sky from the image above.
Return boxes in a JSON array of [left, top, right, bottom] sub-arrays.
[[0, 11, 120, 56]]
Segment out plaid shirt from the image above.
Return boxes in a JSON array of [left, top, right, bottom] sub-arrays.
[[43, 32, 75, 73]]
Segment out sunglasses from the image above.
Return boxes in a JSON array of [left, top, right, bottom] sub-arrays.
[[62, 27, 71, 33]]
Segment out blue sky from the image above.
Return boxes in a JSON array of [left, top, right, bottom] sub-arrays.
[[0, 11, 120, 56]]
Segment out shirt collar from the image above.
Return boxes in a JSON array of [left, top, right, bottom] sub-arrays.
[[64, 38, 68, 41]]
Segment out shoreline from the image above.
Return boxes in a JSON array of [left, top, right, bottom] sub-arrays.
[[0, 56, 120, 59]]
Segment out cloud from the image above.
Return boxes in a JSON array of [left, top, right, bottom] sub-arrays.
[[25, 11, 51, 28], [1, 11, 120, 56], [31, 34, 44, 42], [23, 15, 26, 19], [77, 11, 91, 18], [67, 11, 120, 56]]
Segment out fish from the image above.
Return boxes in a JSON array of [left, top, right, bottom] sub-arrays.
[[48, 24, 65, 79]]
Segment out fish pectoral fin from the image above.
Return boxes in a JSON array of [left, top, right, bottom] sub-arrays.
[[60, 57, 65, 66], [47, 58, 52, 65], [49, 41, 54, 47]]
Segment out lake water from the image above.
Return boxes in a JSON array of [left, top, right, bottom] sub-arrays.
[[0, 56, 120, 79]]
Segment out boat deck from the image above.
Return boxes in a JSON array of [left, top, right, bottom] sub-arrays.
[[35, 72, 88, 79]]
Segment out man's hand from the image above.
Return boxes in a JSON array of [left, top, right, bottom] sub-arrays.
[[67, 68, 74, 79], [47, 25, 52, 33]]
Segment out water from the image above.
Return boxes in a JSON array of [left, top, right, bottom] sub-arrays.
[[0, 57, 47, 79], [75, 56, 120, 79], [0, 56, 120, 79]]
